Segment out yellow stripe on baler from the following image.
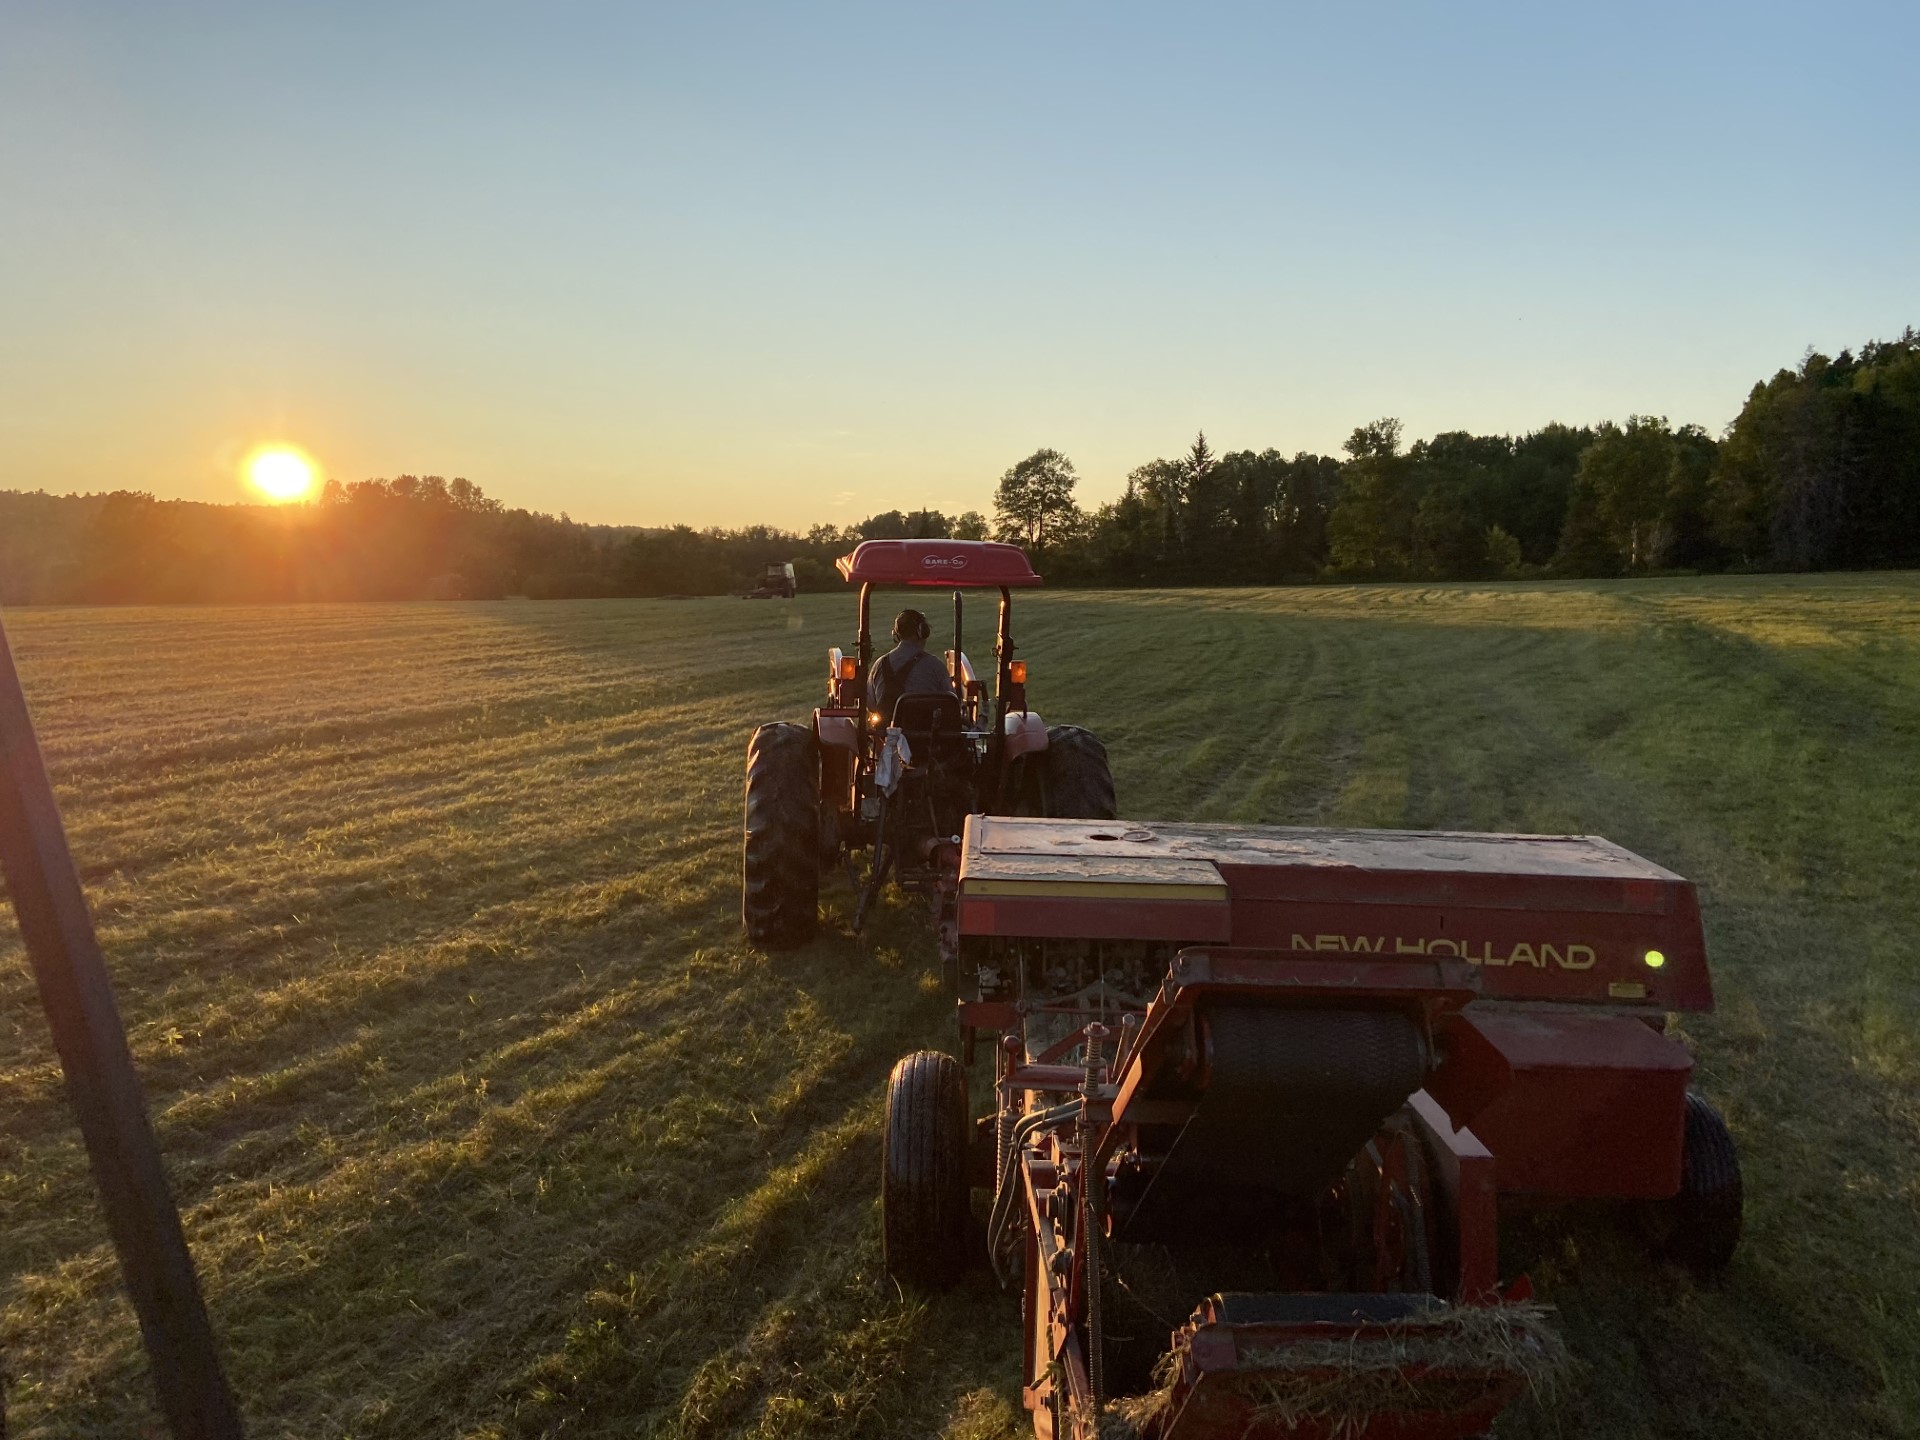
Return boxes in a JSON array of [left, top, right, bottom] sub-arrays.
[[960, 878, 1230, 901]]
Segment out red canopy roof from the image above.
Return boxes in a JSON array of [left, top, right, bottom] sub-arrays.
[[835, 539, 1043, 588]]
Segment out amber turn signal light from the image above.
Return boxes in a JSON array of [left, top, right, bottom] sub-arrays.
[[1009, 661, 1028, 684], [839, 656, 858, 680]]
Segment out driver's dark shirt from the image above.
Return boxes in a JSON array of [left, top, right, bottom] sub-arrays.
[[871, 639, 951, 720]]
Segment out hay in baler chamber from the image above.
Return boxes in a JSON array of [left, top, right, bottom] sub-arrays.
[[1100, 1302, 1569, 1440]]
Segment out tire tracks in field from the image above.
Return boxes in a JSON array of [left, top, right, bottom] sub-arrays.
[[1444, 607, 1920, 1440]]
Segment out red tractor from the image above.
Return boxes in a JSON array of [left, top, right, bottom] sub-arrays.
[[741, 539, 1115, 950]]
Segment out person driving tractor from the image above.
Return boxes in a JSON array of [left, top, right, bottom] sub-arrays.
[[870, 608, 952, 719]]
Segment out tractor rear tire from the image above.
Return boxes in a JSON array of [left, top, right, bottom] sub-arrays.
[[883, 1050, 971, 1291], [1644, 1091, 1743, 1278], [1041, 725, 1117, 820], [743, 722, 821, 949]]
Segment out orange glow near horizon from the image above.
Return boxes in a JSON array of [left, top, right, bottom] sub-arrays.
[[243, 446, 319, 503]]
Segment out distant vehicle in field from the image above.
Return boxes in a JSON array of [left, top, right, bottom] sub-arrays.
[[745, 562, 797, 599]]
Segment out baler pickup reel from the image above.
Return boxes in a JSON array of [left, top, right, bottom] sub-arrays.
[[883, 818, 1739, 1440]]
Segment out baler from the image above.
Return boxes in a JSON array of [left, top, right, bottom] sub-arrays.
[[884, 817, 1740, 1439]]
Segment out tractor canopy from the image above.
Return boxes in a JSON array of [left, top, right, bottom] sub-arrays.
[[835, 539, 1042, 588]]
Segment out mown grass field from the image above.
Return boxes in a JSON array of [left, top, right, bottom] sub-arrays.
[[2, 575, 1917, 1440]]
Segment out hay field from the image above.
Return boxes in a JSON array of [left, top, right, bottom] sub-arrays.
[[2, 576, 1917, 1439]]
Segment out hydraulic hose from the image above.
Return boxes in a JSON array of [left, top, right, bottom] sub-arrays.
[[986, 1098, 1083, 1289]]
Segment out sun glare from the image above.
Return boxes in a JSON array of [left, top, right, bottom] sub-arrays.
[[244, 446, 319, 503]]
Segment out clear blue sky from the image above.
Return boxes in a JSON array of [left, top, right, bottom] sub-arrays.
[[3, 2, 1914, 526]]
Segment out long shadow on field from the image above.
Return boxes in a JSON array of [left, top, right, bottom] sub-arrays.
[[478, 894, 1029, 1440], [12, 889, 1004, 1439]]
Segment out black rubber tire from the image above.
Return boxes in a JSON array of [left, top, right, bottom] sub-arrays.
[[1040, 725, 1117, 820], [742, 722, 821, 949], [882, 1050, 971, 1290], [1646, 1091, 1743, 1278]]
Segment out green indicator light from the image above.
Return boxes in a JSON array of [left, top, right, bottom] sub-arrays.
[[1644, 949, 1666, 969]]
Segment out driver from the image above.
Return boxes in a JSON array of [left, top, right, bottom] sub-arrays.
[[870, 608, 953, 721]]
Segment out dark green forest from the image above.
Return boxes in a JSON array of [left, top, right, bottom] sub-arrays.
[[3, 329, 1914, 605]]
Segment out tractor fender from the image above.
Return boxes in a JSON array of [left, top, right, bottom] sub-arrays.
[[816, 714, 859, 752], [1002, 711, 1048, 762]]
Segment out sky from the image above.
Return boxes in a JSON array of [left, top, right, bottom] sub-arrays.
[[2, 3, 1915, 529]]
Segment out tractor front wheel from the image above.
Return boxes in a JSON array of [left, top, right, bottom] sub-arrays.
[[743, 722, 821, 949], [1641, 1091, 1743, 1278], [1041, 725, 1117, 820], [883, 1050, 971, 1290]]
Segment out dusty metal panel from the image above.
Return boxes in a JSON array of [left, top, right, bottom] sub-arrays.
[[959, 849, 1229, 898], [958, 819, 1232, 936], [964, 815, 1685, 882]]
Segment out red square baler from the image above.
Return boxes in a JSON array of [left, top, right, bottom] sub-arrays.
[[884, 817, 1740, 1440]]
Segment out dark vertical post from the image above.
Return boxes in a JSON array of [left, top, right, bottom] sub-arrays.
[[0, 616, 244, 1440], [986, 587, 1013, 803], [856, 583, 873, 671], [994, 586, 1014, 707], [856, 583, 874, 750], [951, 588, 963, 698]]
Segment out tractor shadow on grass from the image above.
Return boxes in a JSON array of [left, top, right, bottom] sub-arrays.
[[441, 884, 1031, 1440]]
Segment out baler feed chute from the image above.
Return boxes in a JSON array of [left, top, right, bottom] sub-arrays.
[[1109, 1293, 1565, 1440]]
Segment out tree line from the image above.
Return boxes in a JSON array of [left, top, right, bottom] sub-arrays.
[[1022, 326, 1917, 585], [2, 328, 1913, 606]]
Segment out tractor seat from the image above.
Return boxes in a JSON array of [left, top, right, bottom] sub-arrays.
[[889, 691, 965, 750], [889, 691, 973, 838]]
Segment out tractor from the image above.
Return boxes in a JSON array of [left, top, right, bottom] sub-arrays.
[[745, 560, 798, 599], [741, 539, 1114, 950]]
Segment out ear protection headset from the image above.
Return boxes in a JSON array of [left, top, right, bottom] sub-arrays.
[[892, 609, 931, 643]]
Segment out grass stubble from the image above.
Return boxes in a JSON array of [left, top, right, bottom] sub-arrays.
[[0, 574, 1915, 1438]]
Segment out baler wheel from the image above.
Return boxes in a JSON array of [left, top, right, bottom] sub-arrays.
[[742, 722, 821, 949], [1645, 1091, 1743, 1278], [882, 1050, 971, 1290], [1040, 725, 1117, 820]]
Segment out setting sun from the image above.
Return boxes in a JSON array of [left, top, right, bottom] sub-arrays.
[[244, 446, 318, 503]]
